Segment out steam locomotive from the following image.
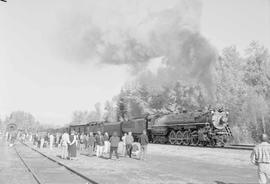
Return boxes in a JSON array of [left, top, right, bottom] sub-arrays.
[[61, 108, 232, 147], [149, 109, 232, 147]]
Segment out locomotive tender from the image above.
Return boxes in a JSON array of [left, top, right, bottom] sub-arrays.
[[64, 108, 232, 147], [67, 117, 147, 141]]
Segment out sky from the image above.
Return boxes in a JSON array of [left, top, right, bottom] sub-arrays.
[[0, 0, 269, 125]]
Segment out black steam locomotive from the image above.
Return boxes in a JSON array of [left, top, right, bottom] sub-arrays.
[[60, 108, 232, 147], [148, 109, 232, 147]]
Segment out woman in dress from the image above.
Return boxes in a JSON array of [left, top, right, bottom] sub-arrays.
[[79, 133, 84, 151], [40, 135, 45, 149], [88, 132, 95, 156], [68, 130, 77, 160], [117, 133, 127, 156], [60, 131, 70, 159], [103, 132, 110, 155]]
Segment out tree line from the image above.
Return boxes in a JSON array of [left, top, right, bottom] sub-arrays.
[[0, 111, 41, 133]]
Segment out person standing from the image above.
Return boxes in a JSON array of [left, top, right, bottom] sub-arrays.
[[37, 135, 41, 148], [79, 133, 84, 151], [5, 132, 9, 142], [40, 135, 45, 149], [75, 132, 79, 150], [103, 132, 110, 155], [125, 132, 134, 158], [29, 133, 32, 142], [88, 132, 95, 157], [84, 134, 89, 150], [33, 134, 37, 146], [139, 130, 149, 161], [68, 130, 77, 160], [251, 134, 270, 184], [60, 131, 70, 159], [21, 133, 25, 143], [49, 133, 54, 150], [9, 131, 16, 147], [95, 131, 104, 157], [56, 133, 60, 148], [45, 133, 49, 148], [121, 133, 127, 156], [109, 132, 120, 159]]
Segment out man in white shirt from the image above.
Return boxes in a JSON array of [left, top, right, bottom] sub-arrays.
[[49, 134, 54, 150], [251, 134, 270, 184]]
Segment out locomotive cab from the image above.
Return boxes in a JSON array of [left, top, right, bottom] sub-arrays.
[[121, 117, 147, 141]]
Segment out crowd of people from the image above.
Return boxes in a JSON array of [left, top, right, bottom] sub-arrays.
[[32, 130, 149, 161], [4, 130, 28, 147], [4, 129, 270, 183]]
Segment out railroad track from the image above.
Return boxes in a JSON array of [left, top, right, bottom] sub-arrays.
[[14, 146, 42, 184], [14, 143, 98, 184], [226, 144, 255, 150], [151, 143, 255, 151]]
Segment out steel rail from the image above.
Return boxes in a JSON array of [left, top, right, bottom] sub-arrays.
[[19, 142, 99, 184], [14, 146, 43, 184], [151, 143, 254, 151]]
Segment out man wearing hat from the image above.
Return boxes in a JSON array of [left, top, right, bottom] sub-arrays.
[[251, 134, 270, 184]]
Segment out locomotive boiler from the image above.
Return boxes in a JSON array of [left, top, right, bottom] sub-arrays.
[[148, 109, 232, 147]]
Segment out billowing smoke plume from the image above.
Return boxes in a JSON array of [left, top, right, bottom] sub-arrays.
[[58, 0, 216, 100]]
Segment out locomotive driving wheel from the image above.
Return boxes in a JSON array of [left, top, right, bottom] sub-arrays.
[[152, 136, 159, 144], [159, 136, 167, 144], [168, 130, 177, 144], [176, 130, 184, 145], [190, 131, 199, 146], [182, 130, 191, 145], [152, 136, 167, 144]]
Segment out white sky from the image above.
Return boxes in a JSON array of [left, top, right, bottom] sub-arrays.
[[0, 0, 269, 125], [201, 0, 270, 52]]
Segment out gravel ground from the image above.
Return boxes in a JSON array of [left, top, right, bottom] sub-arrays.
[[149, 144, 253, 167], [27, 143, 258, 184]]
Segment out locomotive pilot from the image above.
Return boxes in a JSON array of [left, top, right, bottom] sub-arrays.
[[251, 134, 270, 184]]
